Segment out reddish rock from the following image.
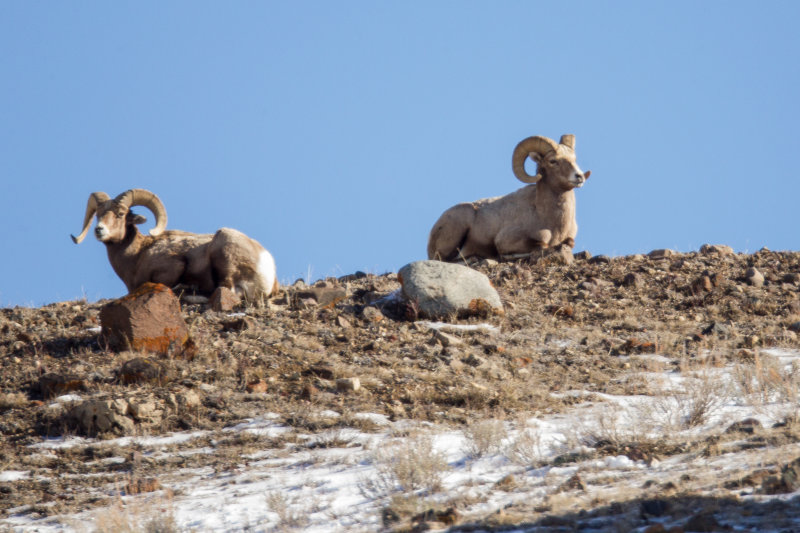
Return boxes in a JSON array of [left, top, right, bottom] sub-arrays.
[[100, 283, 189, 356], [209, 286, 240, 312], [620, 338, 657, 354], [246, 380, 268, 393], [691, 275, 714, 294]]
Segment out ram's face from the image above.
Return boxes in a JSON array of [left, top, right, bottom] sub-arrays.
[[94, 202, 145, 243], [541, 149, 591, 190]]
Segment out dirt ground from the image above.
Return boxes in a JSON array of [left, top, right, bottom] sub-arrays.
[[2, 246, 800, 531]]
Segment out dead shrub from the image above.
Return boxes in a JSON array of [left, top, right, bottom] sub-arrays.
[[463, 418, 507, 458], [362, 432, 449, 498]]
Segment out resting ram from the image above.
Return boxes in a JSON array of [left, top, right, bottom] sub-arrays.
[[427, 134, 591, 262], [71, 189, 278, 302]]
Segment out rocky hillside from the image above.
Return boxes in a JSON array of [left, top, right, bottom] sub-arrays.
[[2, 245, 800, 532]]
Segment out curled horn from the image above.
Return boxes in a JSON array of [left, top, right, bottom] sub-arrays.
[[511, 136, 559, 184], [115, 189, 168, 236], [71, 192, 111, 244]]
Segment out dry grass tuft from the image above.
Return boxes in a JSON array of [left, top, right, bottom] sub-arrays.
[[91, 495, 177, 533], [361, 432, 449, 499], [463, 418, 507, 458], [265, 491, 311, 530]]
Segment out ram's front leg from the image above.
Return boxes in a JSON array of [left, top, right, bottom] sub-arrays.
[[527, 236, 575, 265], [496, 228, 551, 261]]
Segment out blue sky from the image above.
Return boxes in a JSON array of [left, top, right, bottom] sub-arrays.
[[2, 2, 798, 307]]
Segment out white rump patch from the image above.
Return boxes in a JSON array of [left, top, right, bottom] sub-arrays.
[[258, 249, 277, 294]]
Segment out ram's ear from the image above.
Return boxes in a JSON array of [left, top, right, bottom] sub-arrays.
[[529, 151, 543, 164], [128, 212, 148, 225]]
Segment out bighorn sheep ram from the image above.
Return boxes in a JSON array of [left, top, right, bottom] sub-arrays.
[[72, 189, 278, 301], [427, 134, 591, 262]]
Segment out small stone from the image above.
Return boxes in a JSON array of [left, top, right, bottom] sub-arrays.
[[118, 357, 169, 385], [573, 250, 592, 260], [588, 254, 610, 264], [745, 267, 765, 287], [336, 315, 352, 328], [336, 377, 360, 393], [209, 286, 240, 312], [296, 287, 347, 308], [337, 271, 367, 283], [477, 258, 499, 268], [433, 330, 463, 347], [221, 316, 256, 332], [648, 248, 676, 259], [361, 306, 384, 322], [127, 399, 161, 422], [69, 399, 135, 436], [700, 243, 734, 256], [622, 272, 643, 288], [177, 389, 202, 409]]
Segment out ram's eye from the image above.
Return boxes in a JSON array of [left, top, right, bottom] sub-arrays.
[[548, 159, 558, 165]]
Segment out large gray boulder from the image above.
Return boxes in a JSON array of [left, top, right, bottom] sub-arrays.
[[398, 261, 503, 319]]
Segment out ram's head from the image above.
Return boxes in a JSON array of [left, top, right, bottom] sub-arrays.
[[511, 134, 591, 190], [71, 189, 167, 244]]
